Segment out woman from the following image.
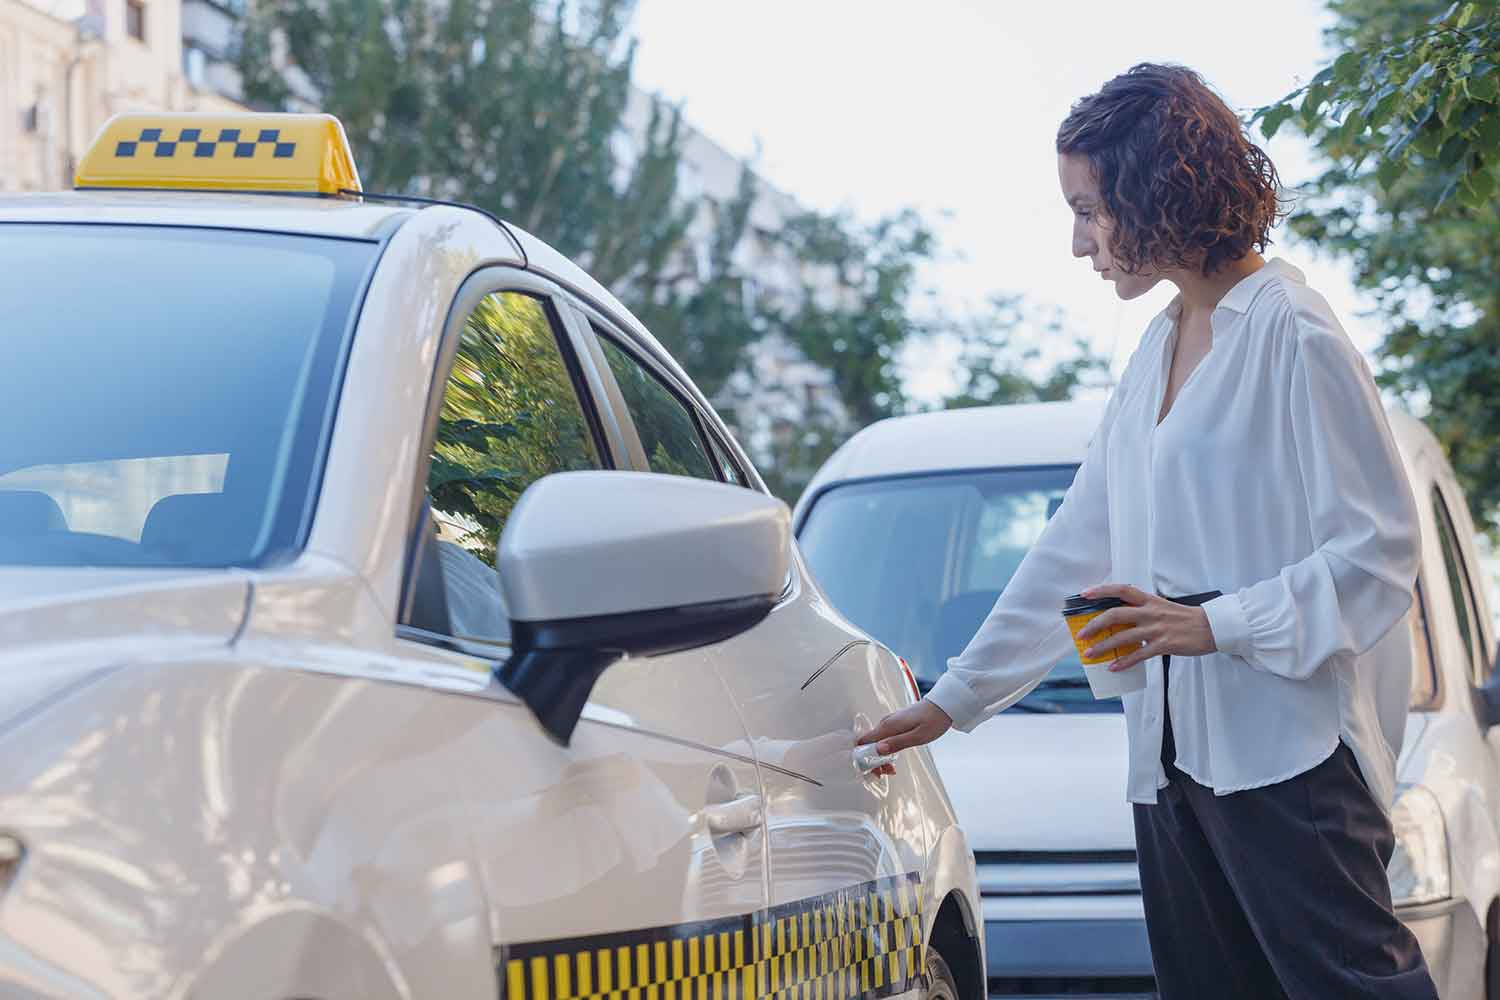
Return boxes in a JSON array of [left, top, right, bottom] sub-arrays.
[[858, 64, 1437, 999]]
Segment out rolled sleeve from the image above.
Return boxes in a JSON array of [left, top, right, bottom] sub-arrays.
[[926, 673, 987, 733], [1204, 593, 1252, 658]]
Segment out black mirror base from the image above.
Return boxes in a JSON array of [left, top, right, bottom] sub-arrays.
[[501, 593, 777, 745]]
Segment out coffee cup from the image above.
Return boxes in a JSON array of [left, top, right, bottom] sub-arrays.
[[1063, 594, 1147, 699]]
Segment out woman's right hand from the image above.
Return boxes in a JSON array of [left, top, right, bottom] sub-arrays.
[[856, 699, 954, 773]]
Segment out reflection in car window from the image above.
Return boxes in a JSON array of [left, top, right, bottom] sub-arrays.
[[418, 292, 602, 643], [0, 225, 374, 567], [798, 466, 1112, 713], [1433, 488, 1486, 683], [595, 334, 717, 480]]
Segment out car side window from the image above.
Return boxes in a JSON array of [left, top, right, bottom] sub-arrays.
[[407, 291, 603, 644], [1409, 577, 1440, 710], [1432, 488, 1487, 684], [595, 332, 717, 480]]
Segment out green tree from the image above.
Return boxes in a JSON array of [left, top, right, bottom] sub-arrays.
[[1253, 0, 1500, 528], [630, 167, 763, 404], [943, 296, 1110, 410], [769, 208, 939, 428], [237, 0, 761, 399], [754, 213, 1107, 503]]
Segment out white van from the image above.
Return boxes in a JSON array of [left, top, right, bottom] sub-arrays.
[[795, 399, 1497, 1000]]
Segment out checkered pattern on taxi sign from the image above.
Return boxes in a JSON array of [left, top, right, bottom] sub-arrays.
[[499, 873, 925, 1000], [113, 126, 296, 160]]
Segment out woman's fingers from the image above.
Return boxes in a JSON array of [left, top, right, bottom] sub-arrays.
[[1084, 625, 1149, 659], [1111, 639, 1165, 672], [858, 701, 953, 756], [1082, 583, 1152, 605], [855, 708, 917, 747], [1075, 605, 1140, 640]]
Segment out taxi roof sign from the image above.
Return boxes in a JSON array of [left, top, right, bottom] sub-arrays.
[[75, 112, 362, 196]]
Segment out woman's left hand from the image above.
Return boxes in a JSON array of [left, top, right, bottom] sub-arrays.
[[1075, 584, 1218, 671]]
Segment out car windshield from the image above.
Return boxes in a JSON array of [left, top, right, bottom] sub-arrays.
[[798, 465, 1116, 714], [0, 224, 376, 568]]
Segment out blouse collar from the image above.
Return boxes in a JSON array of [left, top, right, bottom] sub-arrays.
[[1164, 257, 1303, 321]]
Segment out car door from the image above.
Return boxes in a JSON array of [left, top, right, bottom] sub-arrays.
[[389, 272, 768, 992], [571, 311, 931, 998]]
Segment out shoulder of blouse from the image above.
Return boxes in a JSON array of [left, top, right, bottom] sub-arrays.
[[1253, 277, 1361, 366]]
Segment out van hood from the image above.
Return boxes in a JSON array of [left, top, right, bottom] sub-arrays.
[[930, 711, 1134, 852]]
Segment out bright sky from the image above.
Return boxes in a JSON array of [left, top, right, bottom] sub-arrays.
[[629, 0, 1370, 401]]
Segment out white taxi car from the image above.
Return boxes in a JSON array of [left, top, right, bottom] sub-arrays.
[[0, 112, 981, 1000], [796, 398, 1497, 1000]]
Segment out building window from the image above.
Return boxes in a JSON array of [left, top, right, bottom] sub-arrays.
[[126, 1, 146, 42]]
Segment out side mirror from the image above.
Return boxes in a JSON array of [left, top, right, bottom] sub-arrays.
[[497, 470, 791, 745]]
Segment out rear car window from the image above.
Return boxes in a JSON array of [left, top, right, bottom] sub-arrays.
[[0, 224, 375, 567]]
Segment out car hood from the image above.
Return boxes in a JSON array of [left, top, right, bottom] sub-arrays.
[[929, 711, 1134, 851], [0, 568, 249, 737], [0, 567, 249, 656]]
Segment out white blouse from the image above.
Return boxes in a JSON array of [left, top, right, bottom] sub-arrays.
[[926, 259, 1421, 810]]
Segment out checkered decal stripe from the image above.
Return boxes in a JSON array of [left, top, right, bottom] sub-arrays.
[[499, 873, 925, 1000], [113, 127, 296, 160]]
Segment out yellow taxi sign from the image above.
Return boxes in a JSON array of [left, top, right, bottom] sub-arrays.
[[75, 112, 361, 196]]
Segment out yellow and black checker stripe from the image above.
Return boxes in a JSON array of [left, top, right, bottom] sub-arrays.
[[499, 872, 926, 1000]]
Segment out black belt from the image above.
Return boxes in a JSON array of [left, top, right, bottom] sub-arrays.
[[1160, 591, 1222, 769]]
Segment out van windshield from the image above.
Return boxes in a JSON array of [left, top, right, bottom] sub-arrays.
[[0, 224, 375, 568], [798, 465, 1118, 714]]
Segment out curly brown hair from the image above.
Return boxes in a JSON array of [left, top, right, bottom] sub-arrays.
[[1056, 64, 1285, 277]]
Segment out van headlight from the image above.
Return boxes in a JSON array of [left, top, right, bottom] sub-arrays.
[[1387, 785, 1450, 907]]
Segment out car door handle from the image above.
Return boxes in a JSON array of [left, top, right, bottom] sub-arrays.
[[703, 793, 762, 835], [853, 744, 896, 774]]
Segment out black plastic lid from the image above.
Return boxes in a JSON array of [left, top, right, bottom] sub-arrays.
[[1062, 594, 1127, 616]]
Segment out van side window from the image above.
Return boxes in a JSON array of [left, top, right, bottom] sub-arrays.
[[405, 291, 602, 644], [1408, 578, 1440, 710], [595, 333, 717, 481], [1432, 488, 1488, 684]]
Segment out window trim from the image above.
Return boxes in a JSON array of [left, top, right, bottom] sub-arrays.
[[703, 426, 749, 487], [395, 268, 615, 641], [1432, 485, 1490, 686]]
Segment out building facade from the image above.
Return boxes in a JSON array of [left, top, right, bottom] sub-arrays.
[[0, 0, 239, 193]]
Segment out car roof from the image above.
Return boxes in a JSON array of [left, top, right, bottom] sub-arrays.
[[0, 189, 414, 240], [805, 398, 1108, 491], [798, 396, 1443, 518]]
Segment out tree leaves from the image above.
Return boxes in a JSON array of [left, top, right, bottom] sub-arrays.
[[1282, 0, 1500, 530], [1261, 104, 1298, 140]]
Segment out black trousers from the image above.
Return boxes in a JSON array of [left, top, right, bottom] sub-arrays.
[[1134, 657, 1438, 1000]]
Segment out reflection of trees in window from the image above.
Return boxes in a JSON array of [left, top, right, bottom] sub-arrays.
[[596, 335, 716, 481], [427, 293, 599, 564]]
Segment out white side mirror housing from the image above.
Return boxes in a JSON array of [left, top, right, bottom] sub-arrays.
[[497, 471, 790, 743]]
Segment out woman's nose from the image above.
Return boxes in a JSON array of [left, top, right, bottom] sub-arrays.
[[1071, 221, 1096, 259]]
